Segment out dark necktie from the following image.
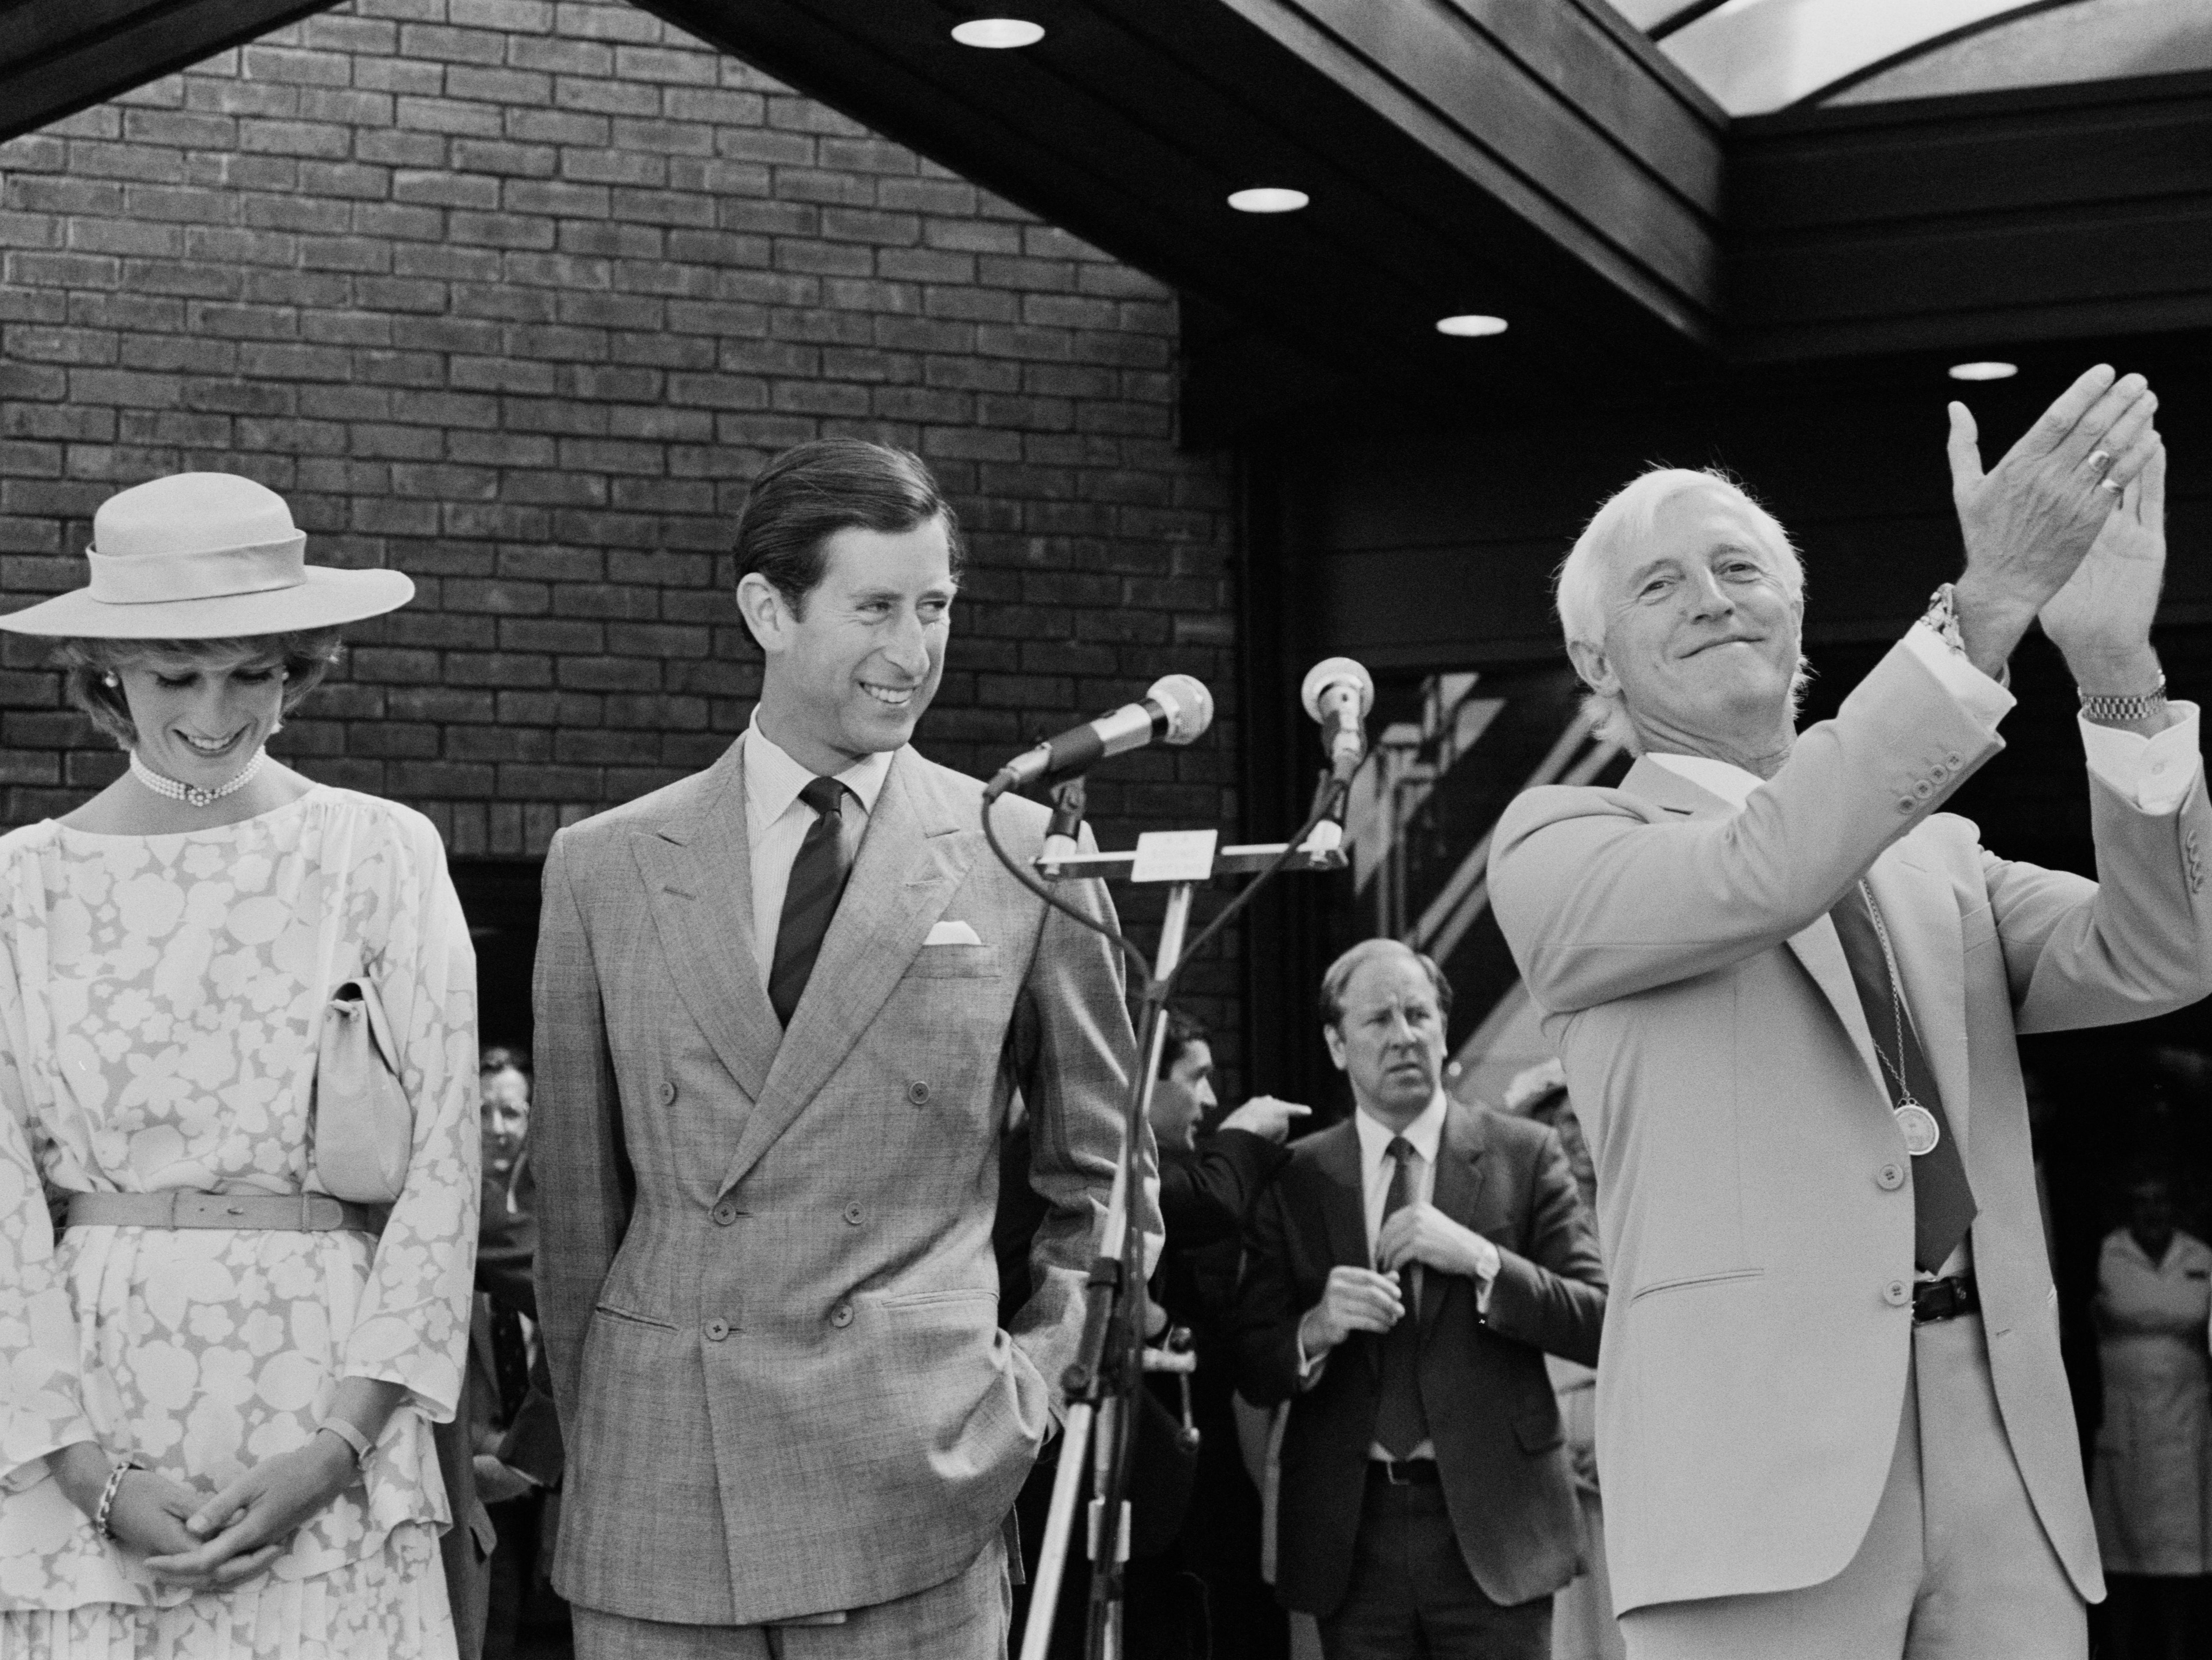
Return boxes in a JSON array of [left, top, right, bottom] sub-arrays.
[[1372, 1136, 1429, 1459], [769, 776, 852, 1027], [1829, 885, 1978, 1273], [489, 1303, 531, 1423]]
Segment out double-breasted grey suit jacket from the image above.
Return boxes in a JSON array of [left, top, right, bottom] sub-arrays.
[[532, 735, 1145, 1626]]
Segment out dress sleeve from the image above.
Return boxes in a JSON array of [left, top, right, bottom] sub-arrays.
[[340, 811, 480, 1423], [0, 854, 96, 1491]]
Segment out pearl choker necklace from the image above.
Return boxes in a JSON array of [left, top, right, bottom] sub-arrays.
[[129, 746, 268, 808]]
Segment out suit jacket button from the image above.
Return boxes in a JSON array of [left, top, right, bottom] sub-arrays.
[[1883, 1278, 1911, 1308], [1877, 1162, 1905, 1191], [704, 1318, 730, 1341], [1898, 797, 1916, 815], [1946, 752, 1963, 767], [844, 1202, 864, 1226], [1913, 780, 1933, 800], [830, 1302, 855, 1328], [658, 1081, 677, 1104], [713, 1202, 738, 1226], [907, 1080, 931, 1105]]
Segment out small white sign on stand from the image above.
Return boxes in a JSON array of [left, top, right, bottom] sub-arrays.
[[1128, 829, 1219, 884]]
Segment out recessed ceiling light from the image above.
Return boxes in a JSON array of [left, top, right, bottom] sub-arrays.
[[1948, 361, 2017, 382], [951, 18, 1045, 48], [1436, 314, 1508, 338], [1228, 187, 1309, 214]]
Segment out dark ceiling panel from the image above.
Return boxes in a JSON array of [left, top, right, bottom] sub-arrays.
[[1728, 70, 2212, 362], [0, 0, 337, 141]]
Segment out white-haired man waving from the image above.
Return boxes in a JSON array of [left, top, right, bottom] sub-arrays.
[[1490, 365, 2204, 1660]]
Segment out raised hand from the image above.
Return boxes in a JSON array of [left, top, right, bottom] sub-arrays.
[[1298, 1265, 1403, 1361], [1375, 1201, 1498, 1283], [2039, 441, 2167, 694], [1217, 1095, 1312, 1143], [1946, 365, 2160, 677]]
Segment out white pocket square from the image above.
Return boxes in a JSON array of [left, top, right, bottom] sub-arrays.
[[924, 920, 983, 947]]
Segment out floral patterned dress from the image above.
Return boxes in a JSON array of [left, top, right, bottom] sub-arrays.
[[0, 788, 478, 1658]]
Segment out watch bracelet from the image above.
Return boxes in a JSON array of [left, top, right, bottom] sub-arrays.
[[93, 1457, 140, 1540], [2079, 677, 2167, 723]]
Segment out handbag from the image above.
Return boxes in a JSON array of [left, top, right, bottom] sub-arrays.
[[311, 976, 414, 1204]]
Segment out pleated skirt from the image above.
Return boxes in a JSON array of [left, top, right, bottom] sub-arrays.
[[0, 1522, 454, 1660]]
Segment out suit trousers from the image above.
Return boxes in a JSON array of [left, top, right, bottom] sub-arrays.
[[1618, 1313, 2084, 1660], [1316, 1468, 1553, 1660], [571, 1535, 1009, 1660]]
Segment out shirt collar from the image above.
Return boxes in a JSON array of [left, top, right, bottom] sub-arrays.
[[744, 711, 894, 824], [1646, 750, 1763, 809], [1353, 1090, 1449, 1170]]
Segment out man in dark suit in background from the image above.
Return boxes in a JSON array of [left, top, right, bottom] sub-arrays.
[[1235, 939, 1607, 1660]]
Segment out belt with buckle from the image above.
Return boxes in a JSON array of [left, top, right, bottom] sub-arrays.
[[1912, 1273, 1978, 1326], [65, 1190, 385, 1235], [1369, 1459, 1441, 1487]]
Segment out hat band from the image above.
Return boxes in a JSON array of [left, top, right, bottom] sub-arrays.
[[86, 535, 308, 606]]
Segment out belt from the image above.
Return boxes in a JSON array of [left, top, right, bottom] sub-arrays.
[[65, 1191, 385, 1235], [1912, 1273, 1978, 1326], [1368, 1459, 1442, 1487]]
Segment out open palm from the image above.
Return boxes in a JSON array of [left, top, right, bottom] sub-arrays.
[[2040, 442, 2167, 675]]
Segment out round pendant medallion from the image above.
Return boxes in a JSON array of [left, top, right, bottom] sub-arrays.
[[1895, 1102, 1941, 1157]]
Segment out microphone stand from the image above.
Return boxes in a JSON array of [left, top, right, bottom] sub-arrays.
[[1012, 800, 1348, 1660]]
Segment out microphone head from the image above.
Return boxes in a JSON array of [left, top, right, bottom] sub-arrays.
[[1301, 656, 1374, 723], [1147, 674, 1214, 746]]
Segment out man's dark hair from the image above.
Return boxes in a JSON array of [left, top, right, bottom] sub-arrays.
[[1317, 938, 1454, 1029], [1157, 1010, 1210, 1079], [733, 438, 963, 615]]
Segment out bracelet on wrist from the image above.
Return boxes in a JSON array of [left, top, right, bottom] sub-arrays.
[[93, 1458, 141, 1540], [2079, 677, 2167, 725], [316, 1417, 372, 1467]]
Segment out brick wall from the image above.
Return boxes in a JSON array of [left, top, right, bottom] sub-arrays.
[[0, 0, 1247, 1062]]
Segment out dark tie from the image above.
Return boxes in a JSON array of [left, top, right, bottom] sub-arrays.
[[1372, 1136, 1429, 1459], [769, 776, 852, 1027], [489, 1302, 531, 1424], [1829, 885, 1978, 1273]]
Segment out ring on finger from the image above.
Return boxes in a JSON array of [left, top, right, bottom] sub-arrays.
[[2098, 476, 2125, 497], [2086, 449, 2114, 474]]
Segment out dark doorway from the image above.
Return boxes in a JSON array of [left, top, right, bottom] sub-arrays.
[[452, 860, 543, 1061]]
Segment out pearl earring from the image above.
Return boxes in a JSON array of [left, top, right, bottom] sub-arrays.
[[101, 673, 118, 688]]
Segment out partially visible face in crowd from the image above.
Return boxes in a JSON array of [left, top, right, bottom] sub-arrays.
[[750, 517, 955, 774], [114, 643, 288, 784], [1147, 1039, 1217, 1154], [1570, 487, 1803, 758], [1325, 951, 1448, 1129], [480, 1066, 530, 1171]]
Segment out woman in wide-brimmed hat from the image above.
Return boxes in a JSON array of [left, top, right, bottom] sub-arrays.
[[0, 473, 476, 1658]]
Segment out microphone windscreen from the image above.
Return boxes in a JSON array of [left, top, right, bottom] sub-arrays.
[[1301, 657, 1373, 723], [1148, 674, 1214, 745]]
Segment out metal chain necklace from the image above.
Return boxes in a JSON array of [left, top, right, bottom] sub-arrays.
[[128, 746, 268, 809], [1857, 880, 1942, 1157]]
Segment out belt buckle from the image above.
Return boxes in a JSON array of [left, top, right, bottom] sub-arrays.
[[1382, 1460, 1411, 1487]]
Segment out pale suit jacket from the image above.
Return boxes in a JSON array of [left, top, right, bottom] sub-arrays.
[[1489, 640, 2212, 1616], [532, 736, 1145, 1625]]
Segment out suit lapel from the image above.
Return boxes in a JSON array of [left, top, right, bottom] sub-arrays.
[[1866, 845, 1972, 1164], [1424, 1102, 1489, 1335], [1309, 1122, 1376, 1376], [632, 738, 781, 1106], [1619, 756, 1892, 1108], [717, 749, 973, 1194]]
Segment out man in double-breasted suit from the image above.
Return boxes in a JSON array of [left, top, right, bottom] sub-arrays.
[[532, 439, 1148, 1657], [1489, 367, 2208, 1657], [1234, 939, 1607, 1659]]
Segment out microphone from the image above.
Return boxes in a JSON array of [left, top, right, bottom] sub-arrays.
[[1301, 657, 1374, 779], [987, 674, 1214, 798]]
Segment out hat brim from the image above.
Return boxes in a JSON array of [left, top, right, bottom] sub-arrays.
[[0, 567, 414, 638]]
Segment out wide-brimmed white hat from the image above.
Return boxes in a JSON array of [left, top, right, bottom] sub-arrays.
[[0, 472, 414, 638]]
